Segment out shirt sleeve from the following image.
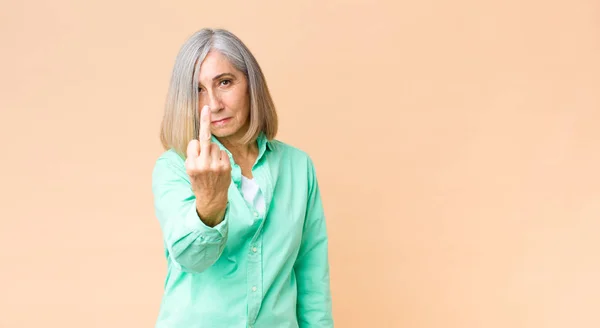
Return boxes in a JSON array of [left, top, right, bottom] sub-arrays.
[[151, 155, 229, 273], [294, 157, 334, 327]]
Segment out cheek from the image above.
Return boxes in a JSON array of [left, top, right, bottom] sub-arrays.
[[230, 90, 250, 116], [221, 90, 242, 107]]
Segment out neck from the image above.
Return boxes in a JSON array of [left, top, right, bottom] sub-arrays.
[[217, 134, 258, 163]]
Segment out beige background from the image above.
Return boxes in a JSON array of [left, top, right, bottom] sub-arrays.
[[1, 0, 599, 327]]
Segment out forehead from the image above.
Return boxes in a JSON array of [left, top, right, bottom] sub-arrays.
[[198, 51, 238, 79]]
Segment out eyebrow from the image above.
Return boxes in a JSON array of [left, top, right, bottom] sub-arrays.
[[212, 73, 235, 81]]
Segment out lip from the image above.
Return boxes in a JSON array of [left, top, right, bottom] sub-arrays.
[[211, 117, 231, 125]]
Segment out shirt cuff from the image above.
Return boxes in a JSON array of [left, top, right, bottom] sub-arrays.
[[183, 200, 229, 242]]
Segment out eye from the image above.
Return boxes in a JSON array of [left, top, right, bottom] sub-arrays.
[[197, 87, 204, 93], [220, 79, 232, 86]]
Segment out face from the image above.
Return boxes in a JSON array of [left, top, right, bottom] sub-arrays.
[[197, 50, 250, 141]]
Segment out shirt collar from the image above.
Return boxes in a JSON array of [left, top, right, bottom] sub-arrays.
[[257, 131, 273, 152]]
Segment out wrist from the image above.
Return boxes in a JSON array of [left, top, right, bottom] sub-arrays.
[[195, 200, 227, 227]]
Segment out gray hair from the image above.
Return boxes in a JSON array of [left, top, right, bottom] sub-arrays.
[[159, 28, 278, 156]]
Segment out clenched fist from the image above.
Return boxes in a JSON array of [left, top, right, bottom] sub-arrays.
[[185, 105, 232, 227]]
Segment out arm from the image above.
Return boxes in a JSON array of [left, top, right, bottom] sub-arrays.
[[294, 159, 334, 327], [152, 156, 229, 273]]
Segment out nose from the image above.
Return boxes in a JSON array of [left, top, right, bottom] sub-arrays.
[[206, 90, 223, 113]]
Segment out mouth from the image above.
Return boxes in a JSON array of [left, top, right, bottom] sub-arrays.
[[211, 117, 231, 125]]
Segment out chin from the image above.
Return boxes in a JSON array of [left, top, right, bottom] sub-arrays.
[[212, 127, 240, 138], [211, 120, 248, 140]]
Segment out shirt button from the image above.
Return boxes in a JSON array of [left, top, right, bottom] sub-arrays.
[[252, 247, 257, 253], [252, 286, 257, 292], [253, 211, 259, 217]]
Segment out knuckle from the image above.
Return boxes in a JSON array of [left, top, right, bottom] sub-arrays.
[[184, 160, 194, 171], [197, 163, 209, 172], [187, 140, 199, 152]]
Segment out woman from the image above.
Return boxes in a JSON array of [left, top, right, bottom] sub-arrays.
[[151, 28, 333, 328]]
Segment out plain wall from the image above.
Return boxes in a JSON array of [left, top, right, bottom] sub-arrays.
[[1, 0, 599, 327]]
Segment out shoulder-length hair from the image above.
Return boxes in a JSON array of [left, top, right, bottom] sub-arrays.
[[159, 28, 278, 156]]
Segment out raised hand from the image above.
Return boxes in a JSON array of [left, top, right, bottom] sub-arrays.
[[185, 105, 232, 226]]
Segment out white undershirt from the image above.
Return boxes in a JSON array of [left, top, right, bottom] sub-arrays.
[[240, 175, 265, 217]]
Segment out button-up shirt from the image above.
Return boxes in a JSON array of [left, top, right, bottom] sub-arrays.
[[151, 132, 333, 327]]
